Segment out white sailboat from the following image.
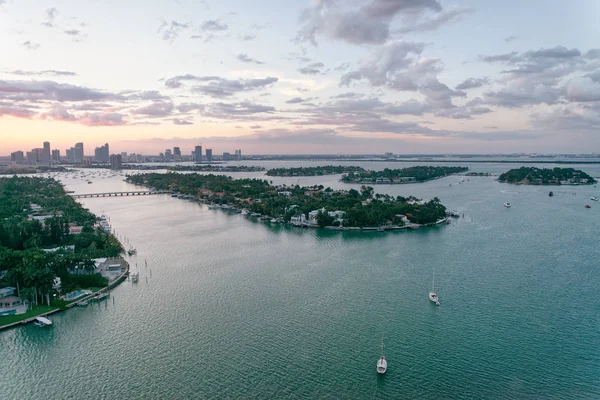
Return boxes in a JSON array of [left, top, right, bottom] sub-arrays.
[[429, 269, 440, 305], [376, 334, 387, 374]]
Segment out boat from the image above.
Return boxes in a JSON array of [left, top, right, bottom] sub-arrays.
[[93, 292, 110, 301], [34, 316, 53, 327], [585, 204, 591, 208], [549, 191, 554, 197], [207, 204, 218, 210], [446, 210, 460, 218], [376, 335, 387, 374], [429, 269, 440, 305], [241, 209, 249, 216], [503, 202, 511, 208], [591, 197, 599, 201], [78, 300, 88, 307], [270, 218, 278, 223]]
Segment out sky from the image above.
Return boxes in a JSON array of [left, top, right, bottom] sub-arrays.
[[1, 0, 600, 155]]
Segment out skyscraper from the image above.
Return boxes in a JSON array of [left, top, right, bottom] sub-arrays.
[[43, 141, 51, 162], [110, 154, 122, 169], [173, 147, 181, 159], [11, 151, 24, 163], [194, 145, 202, 162], [74, 143, 84, 163], [51, 149, 60, 162], [165, 149, 172, 161], [223, 152, 230, 161], [205, 149, 213, 162], [235, 149, 242, 160], [94, 143, 110, 163]]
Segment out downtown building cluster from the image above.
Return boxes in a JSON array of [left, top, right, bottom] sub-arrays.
[[9, 141, 243, 168]]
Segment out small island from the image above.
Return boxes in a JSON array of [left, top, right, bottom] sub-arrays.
[[127, 173, 449, 229], [81, 164, 265, 172], [341, 166, 469, 184], [0, 166, 70, 175], [466, 172, 491, 176], [266, 165, 365, 176], [0, 177, 128, 329], [498, 167, 597, 185]]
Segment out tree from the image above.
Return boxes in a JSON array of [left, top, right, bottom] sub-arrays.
[[316, 210, 335, 227]]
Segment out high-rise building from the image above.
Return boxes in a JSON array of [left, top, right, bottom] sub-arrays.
[[110, 154, 122, 169], [194, 145, 202, 162], [205, 149, 213, 162], [235, 149, 242, 160], [94, 143, 110, 163], [165, 149, 172, 161], [66, 149, 74, 163], [32, 148, 44, 163], [223, 152, 230, 161], [11, 151, 24, 163], [43, 141, 51, 162], [173, 147, 181, 158], [51, 150, 60, 162], [74, 143, 84, 163], [26, 151, 36, 164], [121, 152, 127, 160]]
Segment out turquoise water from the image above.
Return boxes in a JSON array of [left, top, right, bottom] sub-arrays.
[[1, 163, 600, 399]]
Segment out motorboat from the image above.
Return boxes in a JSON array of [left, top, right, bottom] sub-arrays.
[[503, 202, 511, 208], [549, 191, 554, 197], [376, 335, 387, 374], [429, 269, 440, 306], [585, 204, 591, 208], [78, 300, 88, 307], [591, 197, 599, 201], [34, 316, 53, 327]]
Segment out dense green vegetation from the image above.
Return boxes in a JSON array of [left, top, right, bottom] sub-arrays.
[[498, 167, 597, 185], [341, 166, 468, 183], [0, 166, 69, 175], [0, 177, 119, 312], [86, 164, 265, 172], [127, 173, 448, 227], [266, 166, 365, 176]]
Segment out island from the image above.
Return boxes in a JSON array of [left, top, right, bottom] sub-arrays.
[[0, 166, 70, 175], [127, 173, 449, 229], [266, 165, 365, 176], [0, 176, 128, 329], [498, 167, 597, 185], [341, 166, 469, 184]]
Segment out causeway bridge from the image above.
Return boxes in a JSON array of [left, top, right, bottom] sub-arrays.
[[71, 190, 170, 198]]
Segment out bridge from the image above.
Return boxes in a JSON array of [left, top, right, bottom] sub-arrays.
[[71, 190, 170, 198]]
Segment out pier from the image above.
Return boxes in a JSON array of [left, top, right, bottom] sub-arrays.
[[71, 190, 169, 198]]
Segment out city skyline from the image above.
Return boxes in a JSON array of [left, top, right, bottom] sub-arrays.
[[1, 1, 600, 155]]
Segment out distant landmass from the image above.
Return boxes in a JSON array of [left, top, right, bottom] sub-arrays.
[[498, 167, 597, 185], [341, 166, 468, 184]]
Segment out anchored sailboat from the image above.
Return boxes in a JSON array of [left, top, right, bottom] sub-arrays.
[[429, 269, 440, 305], [376, 334, 387, 374]]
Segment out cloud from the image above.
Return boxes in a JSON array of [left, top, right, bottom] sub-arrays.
[[455, 77, 489, 90], [296, 0, 462, 46], [42, 7, 59, 28], [133, 101, 174, 117], [285, 97, 306, 104], [42, 105, 126, 126], [0, 106, 36, 119], [249, 125, 263, 129], [505, 35, 518, 43], [176, 102, 205, 113], [173, 118, 194, 125], [191, 19, 229, 41], [22, 41, 40, 50], [203, 101, 276, 119], [394, 7, 473, 34], [0, 80, 119, 102], [239, 33, 256, 41], [564, 77, 600, 102], [157, 20, 191, 42], [164, 75, 278, 98], [237, 53, 265, 64], [7, 70, 78, 77], [298, 62, 325, 75], [200, 19, 228, 32]]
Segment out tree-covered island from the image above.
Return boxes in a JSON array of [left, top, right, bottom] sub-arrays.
[[341, 166, 469, 184], [126, 173, 449, 229], [0, 177, 126, 327], [266, 166, 365, 176], [498, 167, 597, 185]]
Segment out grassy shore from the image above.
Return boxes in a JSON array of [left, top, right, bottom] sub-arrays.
[[0, 305, 58, 328]]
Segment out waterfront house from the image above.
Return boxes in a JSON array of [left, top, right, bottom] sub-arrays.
[[30, 203, 42, 212], [290, 214, 308, 226], [0, 287, 26, 317]]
